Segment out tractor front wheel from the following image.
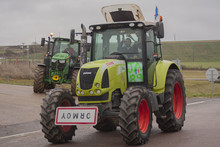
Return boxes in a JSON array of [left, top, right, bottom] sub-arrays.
[[40, 88, 77, 143], [155, 69, 186, 132], [33, 66, 45, 93], [119, 87, 152, 145]]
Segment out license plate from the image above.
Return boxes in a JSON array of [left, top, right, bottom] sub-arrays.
[[55, 107, 98, 125]]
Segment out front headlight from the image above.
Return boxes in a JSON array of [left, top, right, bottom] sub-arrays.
[[96, 90, 101, 94], [95, 83, 100, 88], [51, 59, 57, 63], [59, 60, 65, 64], [89, 90, 94, 95]]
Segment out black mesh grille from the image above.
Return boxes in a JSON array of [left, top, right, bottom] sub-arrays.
[[78, 92, 109, 102], [102, 69, 109, 88], [51, 62, 56, 70], [80, 68, 99, 90], [58, 62, 65, 71]]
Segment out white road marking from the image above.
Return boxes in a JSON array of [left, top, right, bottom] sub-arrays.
[[0, 130, 41, 140], [187, 101, 206, 106]]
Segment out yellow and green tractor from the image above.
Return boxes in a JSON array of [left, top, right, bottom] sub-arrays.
[[40, 4, 186, 145]]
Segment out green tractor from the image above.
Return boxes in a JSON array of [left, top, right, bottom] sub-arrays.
[[40, 4, 186, 145], [33, 34, 80, 95]]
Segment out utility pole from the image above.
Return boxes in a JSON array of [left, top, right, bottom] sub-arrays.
[[22, 43, 25, 61], [192, 48, 194, 62], [27, 45, 29, 77], [34, 37, 36, 62]]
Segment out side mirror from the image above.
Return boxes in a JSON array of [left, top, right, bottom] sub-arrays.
[[41, 38, 45, 46], [156, 22, 164, 38], [70, 29, 75, 44]]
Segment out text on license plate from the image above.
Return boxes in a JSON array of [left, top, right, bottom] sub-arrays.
[[55, 107, 98, 125]]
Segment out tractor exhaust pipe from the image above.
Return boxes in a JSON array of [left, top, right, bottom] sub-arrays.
[[80, 24, 87, 66]]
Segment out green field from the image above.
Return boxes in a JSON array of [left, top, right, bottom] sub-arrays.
[[160, 40, 220, 69], [162, 40, 220, 63]]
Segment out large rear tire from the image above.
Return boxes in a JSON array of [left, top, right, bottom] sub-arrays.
[[40, 88, 77, 143], [71, 69, 79, 96], [119, 87, 152, 145], [155, 69, 186, 132], [33, 66, 45, 93]]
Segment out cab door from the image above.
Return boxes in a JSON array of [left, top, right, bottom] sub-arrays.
[[145, 29, 156, 87]]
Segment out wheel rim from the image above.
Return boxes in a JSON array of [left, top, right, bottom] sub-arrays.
[[173, 82, 183, 119], [138, 99, 150, 133], [60, 99, 72, 132]]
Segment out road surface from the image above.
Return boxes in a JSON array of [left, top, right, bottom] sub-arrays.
[[0, 84, 220, 147]]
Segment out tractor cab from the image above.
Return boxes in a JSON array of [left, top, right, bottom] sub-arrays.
[[52, 37, 80, 67], [89, 21, 163, 88], [41, 37, 80, 66]]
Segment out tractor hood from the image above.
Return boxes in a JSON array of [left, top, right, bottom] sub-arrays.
[[76, 59, 127, 103], [52, 53, 69, 60], [101, 4, 145, 23], [81, 59, 125, 75]]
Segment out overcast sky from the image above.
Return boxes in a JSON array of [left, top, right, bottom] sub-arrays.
[[0, 0, 220, 46]]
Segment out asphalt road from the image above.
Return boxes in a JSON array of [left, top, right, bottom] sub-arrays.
[[0, 84, 220, 147]]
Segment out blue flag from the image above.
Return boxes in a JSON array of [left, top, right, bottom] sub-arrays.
[[155, 6, 158, 20]]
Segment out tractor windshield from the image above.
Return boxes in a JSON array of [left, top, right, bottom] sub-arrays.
[[53, 40, 79, 57], [92, 28, 142, 60]]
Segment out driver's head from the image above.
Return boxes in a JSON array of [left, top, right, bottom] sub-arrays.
[[125, 38, 131, 47]]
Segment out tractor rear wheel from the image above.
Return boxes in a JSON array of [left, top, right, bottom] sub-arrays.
[[40, 88, 77, 143], [119, 87, 152, 145], [71, 69, 79, 96], [155, 69, 186, 132], [33, 66, 45, 93]]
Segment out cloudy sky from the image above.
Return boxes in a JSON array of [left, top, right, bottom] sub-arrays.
[[0, 0, 220, 46]]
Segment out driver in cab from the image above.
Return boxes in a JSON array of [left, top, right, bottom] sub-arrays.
[[119, 38, 138, 59]]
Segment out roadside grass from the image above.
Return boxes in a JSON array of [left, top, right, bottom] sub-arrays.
[[181, 62, 220, 70], [0, 63, 36, 79], [182, 70, 206, 79], [0, 77, 33, 86], [184, 80, 220, 98], [183, 70, 220, 98], [0, 77, 71, 89]]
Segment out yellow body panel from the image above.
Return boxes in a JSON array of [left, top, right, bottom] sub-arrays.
[[76, 59, 127, 103], [153, 60, 180, 94]]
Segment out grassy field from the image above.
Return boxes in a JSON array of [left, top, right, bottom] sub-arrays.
[[181, 62, 220, 69], [184, 80, 220, 98], [162, 40, 220, 63], [182, 70, 220, 98]]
